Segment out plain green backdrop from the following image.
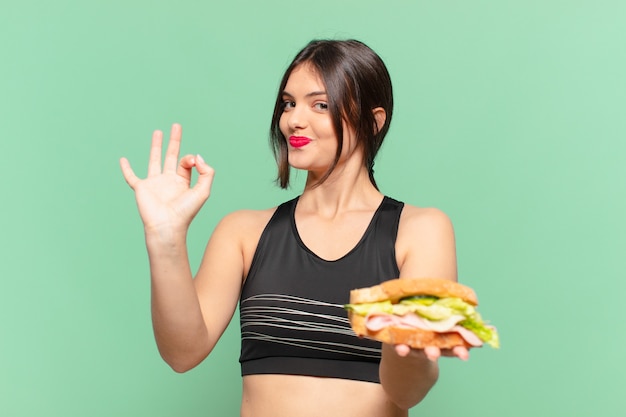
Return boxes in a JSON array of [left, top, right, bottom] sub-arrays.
[[1, 0, 624, 416]]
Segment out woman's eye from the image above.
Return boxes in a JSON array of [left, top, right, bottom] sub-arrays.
[[315, 102, 329, 111], [282, 100, 295, 110]]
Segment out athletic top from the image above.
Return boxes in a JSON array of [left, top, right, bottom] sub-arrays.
[[239, 196, 404, 383]]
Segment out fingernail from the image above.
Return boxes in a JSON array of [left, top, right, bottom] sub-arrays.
[[196, 154, 205, 164]]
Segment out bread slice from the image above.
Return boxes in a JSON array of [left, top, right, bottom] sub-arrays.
[[348, 312, 471, 349], [349, 278, 478, 306]]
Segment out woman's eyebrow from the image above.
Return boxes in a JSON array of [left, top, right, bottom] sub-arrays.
[[281, 90, 327, 98]]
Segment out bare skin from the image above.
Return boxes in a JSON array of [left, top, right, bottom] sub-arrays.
[[241, 375, 404, 417], [120, 65, 466, 416]]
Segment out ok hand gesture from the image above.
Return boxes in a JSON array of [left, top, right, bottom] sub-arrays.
[[119, 124, 215, 234]]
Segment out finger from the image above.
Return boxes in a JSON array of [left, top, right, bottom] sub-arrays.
[[148, 130, 163, 176], [163, 123, 182, 173], [176, 154, 196, 182], [424, 346, 441, 362], [192, 154, 215, 200], [119, 157, 139, 189], [394, 344, 411, 357], [452, 346, 470, 361]]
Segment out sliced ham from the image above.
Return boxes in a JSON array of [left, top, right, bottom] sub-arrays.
[[365, 314, 402, 332], [365, 313, 483, 347], [451, 325, 483, 347]]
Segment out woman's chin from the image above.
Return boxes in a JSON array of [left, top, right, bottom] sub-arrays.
[[288, 156, 319, 172]]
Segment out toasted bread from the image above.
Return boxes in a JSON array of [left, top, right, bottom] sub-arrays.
[[349, 278, 478, 305]]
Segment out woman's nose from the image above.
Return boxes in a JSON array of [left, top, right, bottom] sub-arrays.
[[286, 105, 307, 131]]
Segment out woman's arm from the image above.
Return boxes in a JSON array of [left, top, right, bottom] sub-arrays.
[[146, 213, 247, 373], [379, 206, 462, 409], [120, 124, 246, 372]]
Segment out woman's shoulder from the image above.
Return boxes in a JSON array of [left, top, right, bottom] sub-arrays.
[[398, 203, 453, 227], [396, 202, 455, 245], [395, 202, 457, 279], [219, 196, 298, 227], [213, 204, 284, 275], [217, 206, 279, 234]]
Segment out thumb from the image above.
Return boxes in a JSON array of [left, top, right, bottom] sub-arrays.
[[119, 157, 139, 189]]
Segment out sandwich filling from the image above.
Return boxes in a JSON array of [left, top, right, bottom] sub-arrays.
[[345, 296, 500, 348]]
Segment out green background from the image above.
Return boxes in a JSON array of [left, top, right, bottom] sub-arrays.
[[1, 0, 624, 416]]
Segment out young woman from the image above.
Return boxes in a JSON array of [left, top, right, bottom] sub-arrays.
[[120, 39, 467, 417]]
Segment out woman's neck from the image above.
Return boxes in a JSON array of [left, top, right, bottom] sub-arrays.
[[299, 166, 383, 216]]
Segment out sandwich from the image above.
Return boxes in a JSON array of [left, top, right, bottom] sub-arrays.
[[345, 278, 499, 349]]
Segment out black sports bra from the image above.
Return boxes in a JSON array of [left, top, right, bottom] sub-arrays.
[[239, 196, 404, 383]]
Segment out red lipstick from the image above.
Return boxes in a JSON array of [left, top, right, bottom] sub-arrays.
[[289, 136, 311, 148]]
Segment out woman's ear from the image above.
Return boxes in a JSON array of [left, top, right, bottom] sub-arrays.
[[372, 107, 387, 133]]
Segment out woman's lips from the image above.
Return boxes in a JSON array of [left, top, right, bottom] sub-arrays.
[[289, 136, 311, 148]]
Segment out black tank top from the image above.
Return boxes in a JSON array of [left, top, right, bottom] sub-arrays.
[[239, 196, 404, 383]]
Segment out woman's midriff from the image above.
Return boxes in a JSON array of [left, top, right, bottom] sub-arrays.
[[240, 374, 407, 417]]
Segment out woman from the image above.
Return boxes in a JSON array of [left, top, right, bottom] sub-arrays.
[[120, 39, 467, 417]]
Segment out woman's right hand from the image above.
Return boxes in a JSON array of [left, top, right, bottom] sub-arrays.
[[119, 123, 215, 235]]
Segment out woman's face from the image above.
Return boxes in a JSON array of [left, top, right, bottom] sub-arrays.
[[279, 64, 359, 176]]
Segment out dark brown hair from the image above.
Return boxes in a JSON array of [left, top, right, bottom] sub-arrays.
[[270, 39, 394, 189]]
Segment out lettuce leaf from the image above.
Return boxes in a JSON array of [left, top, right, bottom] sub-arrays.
[[460, 316, 500, 348], [399, 295, 438, 306], [344, 300, 393, 316], [399, 296, 475, 320]]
